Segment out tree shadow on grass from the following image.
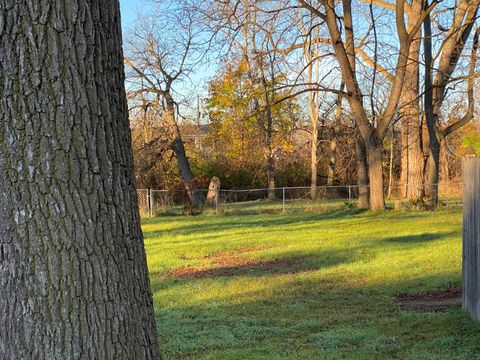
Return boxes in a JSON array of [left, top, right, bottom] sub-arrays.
[[143, 208, 368, 239], [150, 247, 358, 292], [168, 252, 352, 280], [383, 231, 459, 244], [169, 257, 311, 279], [153, 272, 480, 359]]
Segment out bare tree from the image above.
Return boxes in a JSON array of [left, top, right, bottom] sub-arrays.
[[399, 0, 425, 202], [125, 1, 207, 208], [423, 0, 480, 207], [355, 0, 479, 205], [298, 0, 437, 210], [207, 0, 300, 199]]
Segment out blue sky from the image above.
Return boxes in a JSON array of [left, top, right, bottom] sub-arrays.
[[120, 0, 151, 30], [119, 0, 216, 117]]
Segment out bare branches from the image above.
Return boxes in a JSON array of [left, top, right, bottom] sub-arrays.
[[443, 27, 480, 136]]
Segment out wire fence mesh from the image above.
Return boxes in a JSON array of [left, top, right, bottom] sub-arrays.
[[137, 182, 463, 217]]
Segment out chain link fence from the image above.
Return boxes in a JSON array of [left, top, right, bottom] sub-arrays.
[[137, 182, 462, 217]]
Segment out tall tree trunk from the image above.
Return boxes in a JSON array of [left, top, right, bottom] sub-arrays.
[[387, 130, 395, 199], [423, 12, 440, 209], [308, 70, 319, 198], [310, 124, 318, 198], [399, 99, 424, 202], [425, 129, 441, 207], [165, 94, 203, 208], [264, 100, 276, 200], [423, 2, 479, 208], [328, 83, 344, 186], [399, 23, 424, 202], [305, 39, 322, 198], [365, 135, 385, 211], [0, 1, 161, 358], [356, 136, 370, 209], [441, 142, 450, 181], [267, 154, 276, 200]]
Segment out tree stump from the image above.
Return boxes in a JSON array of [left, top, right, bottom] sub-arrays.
[[206, 177, 221, 206]]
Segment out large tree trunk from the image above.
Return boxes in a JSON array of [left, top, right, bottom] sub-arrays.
[[399, 23, 424, 202], [264, 101, 276, 200], [425, 133, 441, 207], [310, 131, 318, 198], [165, 94, 203, 208], [365, 136, 385, 211], [356, 136, 370, 209], [267, 153, 276, 200], [387, 131, 395, 199], [0, 1, 161, 358], [310, 99, 318, 198], [399, 100, 424, 202]]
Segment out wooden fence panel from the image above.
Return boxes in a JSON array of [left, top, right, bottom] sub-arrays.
[[462, 157, 480, 321]]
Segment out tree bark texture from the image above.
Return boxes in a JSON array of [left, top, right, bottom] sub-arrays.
[[399, 10, 424, 202], [0, 1, 161, 359], [309, 84, 318, 199], [267, 154, 276, 200], [356, 135, 370, 209], [310, 123, 318, 198], [365, 136, 385, 211]]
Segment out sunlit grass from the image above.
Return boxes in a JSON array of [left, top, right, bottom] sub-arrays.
[[143, 207, 480, 359]]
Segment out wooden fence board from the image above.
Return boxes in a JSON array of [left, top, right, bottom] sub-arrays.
[[462, 157, 480, 321]]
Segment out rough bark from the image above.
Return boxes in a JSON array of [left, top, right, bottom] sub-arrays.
[[309, 74, 319, 199], [387, 130, 395, 199], [399, 5, 424, 202], [425, 141, 441, 206], [310, 121, 318, 198], [0, 1, 161, 359], [356, 136, 370, 209], [267, 153, 276, 200], [365, 136, 385, 211]]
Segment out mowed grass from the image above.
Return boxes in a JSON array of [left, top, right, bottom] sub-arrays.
[[142, 207, 480, 359]]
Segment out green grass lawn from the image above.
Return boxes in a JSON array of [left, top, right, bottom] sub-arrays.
[[142, 207, 480, 359]]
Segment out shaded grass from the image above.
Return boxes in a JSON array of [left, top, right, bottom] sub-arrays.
[[143, 207, 480, 359]]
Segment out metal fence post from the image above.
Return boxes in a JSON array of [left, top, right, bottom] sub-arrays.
[[215, 188, 219, 214], [348, 186, 352, 202], [149, 189, 154, 218], [282, 187, 286, 213]]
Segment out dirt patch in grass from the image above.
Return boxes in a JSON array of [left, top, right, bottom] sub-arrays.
[[170, 252, 305, 279], [396, 287, 462, 312]]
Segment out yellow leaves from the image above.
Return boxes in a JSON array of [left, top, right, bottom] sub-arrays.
[[280, 140, 295, 153]]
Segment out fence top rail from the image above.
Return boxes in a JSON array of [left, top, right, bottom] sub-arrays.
[[138, 182, 463, 193], [218, 186, 357, 192]]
